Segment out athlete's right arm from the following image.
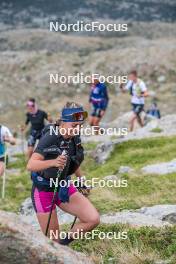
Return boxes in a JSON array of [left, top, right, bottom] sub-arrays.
[[27, 153, 67, 172]]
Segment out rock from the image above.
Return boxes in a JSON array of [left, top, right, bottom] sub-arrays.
[[157, 75, 166, 83], [107, 112, 131, 131], [101, 204, 176, 227], [103, 175, 119, 181], [92, 142, 114, 164], [88, 114, 176, 167], [138, 204, 176, 223], [145, 114, 176, 136], [116, 114, 176, 141], [101, 211, 170, 228], [118, 166, 133, 174], [141, 159, 176, 175], [148, 90, 156, 97], [0, 210, 94, 264], [162, 213, 176, 224], [19, 198, 75, 229], [19, 197, 34, 216], [155, 261, 171, 264]]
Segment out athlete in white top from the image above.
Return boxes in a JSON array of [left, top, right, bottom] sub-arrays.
[[120, 70, 148, 131], [0, 124, 16, 176], [125, 79, 147, 105]]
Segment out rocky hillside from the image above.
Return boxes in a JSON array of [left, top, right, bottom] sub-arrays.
[[0, 0, 176, 130], [0, 25, 176, 128]]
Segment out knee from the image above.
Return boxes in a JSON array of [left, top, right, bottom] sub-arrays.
[[89, 212, 100, 228], [130, 115, 136, 122]]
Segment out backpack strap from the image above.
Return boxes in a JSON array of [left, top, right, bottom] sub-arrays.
[[129, 82, 134, 96]]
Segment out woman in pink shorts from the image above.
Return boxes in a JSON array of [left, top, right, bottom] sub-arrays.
[[27, 102, 100, 245]]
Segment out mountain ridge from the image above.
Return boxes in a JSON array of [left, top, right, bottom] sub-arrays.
[[0, 0, 176, 31]]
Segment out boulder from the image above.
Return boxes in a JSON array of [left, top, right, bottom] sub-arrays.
[[157, 75, 166, 83], [103, 175, 119, 181], [141, 159, 176, 175], [101, 211, 170, 228], [138, 204, 176, 223], [118, 166, 133, 174], [101, 204, 176, 227], [0, 210, 94, 264], [92, 142, 114, 164], [162, 213, 176, 224]]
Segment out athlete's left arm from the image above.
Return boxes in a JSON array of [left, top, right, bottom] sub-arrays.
[[142, 91, 149, 97]]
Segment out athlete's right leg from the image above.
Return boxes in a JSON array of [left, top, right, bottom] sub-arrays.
[[91, 108, 104, 134], [129, 112, 137, 132], [31, 186, 59, 240], [89, 106, 96, 126]]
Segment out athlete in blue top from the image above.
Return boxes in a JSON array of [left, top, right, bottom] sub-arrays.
[[89, 79, 109, 133]]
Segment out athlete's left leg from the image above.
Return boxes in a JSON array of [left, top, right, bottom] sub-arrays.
[[59, 191, 100, 235]]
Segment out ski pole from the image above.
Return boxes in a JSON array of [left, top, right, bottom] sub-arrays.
[[45, 149, 69, 237], [2, 145, 7, 199], [45, 170, 62, 236], [21, 130, 26, 164]]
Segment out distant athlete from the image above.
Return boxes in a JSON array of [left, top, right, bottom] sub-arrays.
[[0, 124, 16, 176], [147, 101, 161, 119], [120, 70, 148, 131], [89, 79, 109, 133], [21, 98, 52, 159]]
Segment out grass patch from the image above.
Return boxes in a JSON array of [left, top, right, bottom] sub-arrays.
[[150, 127, 163, 133], [67, 224, 176, 264], [0, 154, 31, 212], [80, 136, 176, 213]]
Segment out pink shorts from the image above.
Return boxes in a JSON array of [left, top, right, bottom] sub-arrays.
[[31, 184, 77, 213]]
